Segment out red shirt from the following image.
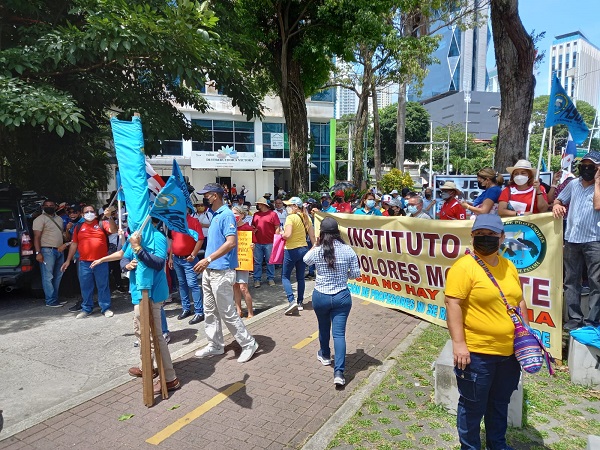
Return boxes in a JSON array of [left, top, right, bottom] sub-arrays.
[[382, 209, 390, 217], [439, 198, 466, 220], [73, 220, 111, 261], [333, 201, 352, 213], [171, 215, 204, 256], [252, 210, 280, 244], [498, 185, 548, 214]]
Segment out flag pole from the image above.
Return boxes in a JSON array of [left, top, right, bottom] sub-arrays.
[[536, 128, 547, 174], [547, 126, 553, 170]]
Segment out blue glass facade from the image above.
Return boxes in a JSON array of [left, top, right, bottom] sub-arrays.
[[309, 122, 331, 191]]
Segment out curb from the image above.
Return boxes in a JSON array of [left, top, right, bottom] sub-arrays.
[[302, 321, 429, 450]]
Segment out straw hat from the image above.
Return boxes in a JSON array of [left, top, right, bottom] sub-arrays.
[[255, 197, 269, 206], [506, 159, 534, 176], [439, 181, 459, 191]]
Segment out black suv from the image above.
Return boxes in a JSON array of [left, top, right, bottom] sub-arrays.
[[0, 184, 39, 294]]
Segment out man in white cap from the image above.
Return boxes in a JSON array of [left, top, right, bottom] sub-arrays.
[[439, 181, 466, 220], [553, 151, 600, 330], [389, 189, 399, 199]]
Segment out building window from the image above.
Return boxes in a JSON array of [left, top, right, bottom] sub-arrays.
[[262, 123, 289, 158], [161, 140, 183, 156], [309, 122, 331, 191], [191, 119, 255, 153], [311, 89, 335, 102]]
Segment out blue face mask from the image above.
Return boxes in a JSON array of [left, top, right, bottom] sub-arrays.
[[366, 199, 376, 209], [407, 205, 418, 215], [322, 200, 330, 209]]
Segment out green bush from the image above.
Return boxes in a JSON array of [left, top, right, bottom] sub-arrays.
[[379, 169, 414, 194]]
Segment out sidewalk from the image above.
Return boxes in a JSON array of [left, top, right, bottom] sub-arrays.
[[0, 294, 421, 449]]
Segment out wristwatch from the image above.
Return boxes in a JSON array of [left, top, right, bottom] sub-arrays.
[[206, 256, 212, 263]]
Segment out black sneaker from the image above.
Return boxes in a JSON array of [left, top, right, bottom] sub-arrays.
[[69, 302, 82, 312]]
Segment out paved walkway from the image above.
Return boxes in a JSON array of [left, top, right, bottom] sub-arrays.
[[1, 295, 420, 449]]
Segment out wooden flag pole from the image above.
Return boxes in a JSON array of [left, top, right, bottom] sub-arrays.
[[140, 289, 154, 407], [149, 303, 168, 399]]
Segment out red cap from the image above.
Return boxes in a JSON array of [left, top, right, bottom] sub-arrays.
[[335, 190, 344, 197]]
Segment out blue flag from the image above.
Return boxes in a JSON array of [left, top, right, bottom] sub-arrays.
[[541, 159, 547, 172], [546, 76, 589, 144], [149, 160, 198, 240], [110, 116, 153, 290]]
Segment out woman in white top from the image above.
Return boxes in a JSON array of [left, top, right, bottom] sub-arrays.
[[304, 217, 361, 387]]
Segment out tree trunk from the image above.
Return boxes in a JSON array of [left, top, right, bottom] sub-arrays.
[[490, 0, 536, 171], [352, 49, 373, 186], [372, 78, 382, 183], [395, 81, 407, 171]]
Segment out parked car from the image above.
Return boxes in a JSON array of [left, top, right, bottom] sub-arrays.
[[0, 184, 43, 296]]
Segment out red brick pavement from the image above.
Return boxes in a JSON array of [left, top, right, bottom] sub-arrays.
[[1, 300, 420, 450]]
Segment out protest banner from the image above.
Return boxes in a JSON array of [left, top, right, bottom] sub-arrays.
[[315, 212, 564, 358], [237, 231, 254, 271]]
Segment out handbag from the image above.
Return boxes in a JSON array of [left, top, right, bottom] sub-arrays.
[[467, 249, 554, 375], [268, 233, 285, 265]]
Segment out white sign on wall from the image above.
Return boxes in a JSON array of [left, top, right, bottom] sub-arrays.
[[191, 145, 263, 169], [271, 133, 284, 149]]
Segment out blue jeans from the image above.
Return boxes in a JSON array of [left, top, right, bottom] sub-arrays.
[[312, 288, 352, 373], [173, 255, 203, 314], [253, 243, 274, 282], [306, 239, 315, 276], [564, 241, 600, 324], [161, 306, 169, 334], [456, 353, 521, 450], [79, 260, 111, 314], [40, 247, 65, 305], [282, 246, 307, 304]]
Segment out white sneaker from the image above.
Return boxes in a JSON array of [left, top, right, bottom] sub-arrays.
[[163, 332, 171, 344], [76, 312, 91, 319], [237, 341, 259, 363], [297, 304, 304, 311], [285, 302, 298, 315], [317, 351, 331, 366], [195, 346, 224, 358], [103, 310, 114, 318]]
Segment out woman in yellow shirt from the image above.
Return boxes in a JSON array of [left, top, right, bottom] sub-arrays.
[[445, 214, 529, 450], [281, 197, 315, 315]]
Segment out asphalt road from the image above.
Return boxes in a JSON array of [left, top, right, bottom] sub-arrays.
[[0, 270, 298, 439]]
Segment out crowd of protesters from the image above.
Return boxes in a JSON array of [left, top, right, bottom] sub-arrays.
[[29, 152, 600, 394]]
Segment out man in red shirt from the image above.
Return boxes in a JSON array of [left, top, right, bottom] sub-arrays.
[[168, 211, 205, 325], [61, 205, 117, 318], [332, 190, 352, 213], [251, 197, 280, 288], [438, 181, 466, 220]]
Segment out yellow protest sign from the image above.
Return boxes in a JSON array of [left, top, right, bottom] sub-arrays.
[[237, 230, 254, 271], [314, 213, 564, 359]]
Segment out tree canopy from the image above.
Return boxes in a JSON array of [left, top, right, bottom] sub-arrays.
[[378, 102, 430, 164], [0, 0, 264, 199]]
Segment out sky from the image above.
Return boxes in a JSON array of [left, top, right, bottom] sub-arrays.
[[510, 0, 600, 97]]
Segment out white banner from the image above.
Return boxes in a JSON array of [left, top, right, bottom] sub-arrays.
[[191, 145, 263, 169]]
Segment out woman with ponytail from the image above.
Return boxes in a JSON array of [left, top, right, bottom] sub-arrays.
[[303, 217, 361, 387], [462, 167, 504, 216]]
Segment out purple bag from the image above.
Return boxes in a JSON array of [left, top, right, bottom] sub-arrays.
[[511, 310, 549, 374], [268, 234, 284, 265]]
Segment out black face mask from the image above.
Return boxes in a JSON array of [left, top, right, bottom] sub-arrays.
[[477, 181, 486, 190], [425, 194, 431, 199], [473, 235, 500, 256], [580, 167, 596, 182], [203, 197, 211, 207], [43, 207, 56, 215]]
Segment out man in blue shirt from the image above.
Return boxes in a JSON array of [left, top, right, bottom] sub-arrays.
[[193, 183, 259, 363], [553, 151, 600, 330]]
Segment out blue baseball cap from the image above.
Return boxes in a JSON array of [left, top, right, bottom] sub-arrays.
[[283, 197, 303, 207], [197, 183, 224, 195], [581, 151, 600, 165], [472, 214, 504, 234]]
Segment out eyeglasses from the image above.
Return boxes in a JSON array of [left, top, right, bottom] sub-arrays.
[[580, 164, 596, 170]]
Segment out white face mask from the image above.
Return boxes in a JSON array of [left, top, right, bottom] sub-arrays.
[[513, 175, 529, 186], [84, 212, 96, 222], [286, 206, 294, 215]]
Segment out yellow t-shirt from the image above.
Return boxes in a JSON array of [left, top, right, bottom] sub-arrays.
[[445, 254, 522, 356], [284, 213, 308, 250]]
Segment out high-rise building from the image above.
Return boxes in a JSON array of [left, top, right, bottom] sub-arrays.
[[548, 31, 600, 109], [335, 86, 358, 118], [408, 0, 491, 102]]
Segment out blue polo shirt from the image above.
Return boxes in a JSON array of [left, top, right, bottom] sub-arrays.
[[123, 226, 168, 304], [473, 185, 502, 207], [206, 204, 238, 270]]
